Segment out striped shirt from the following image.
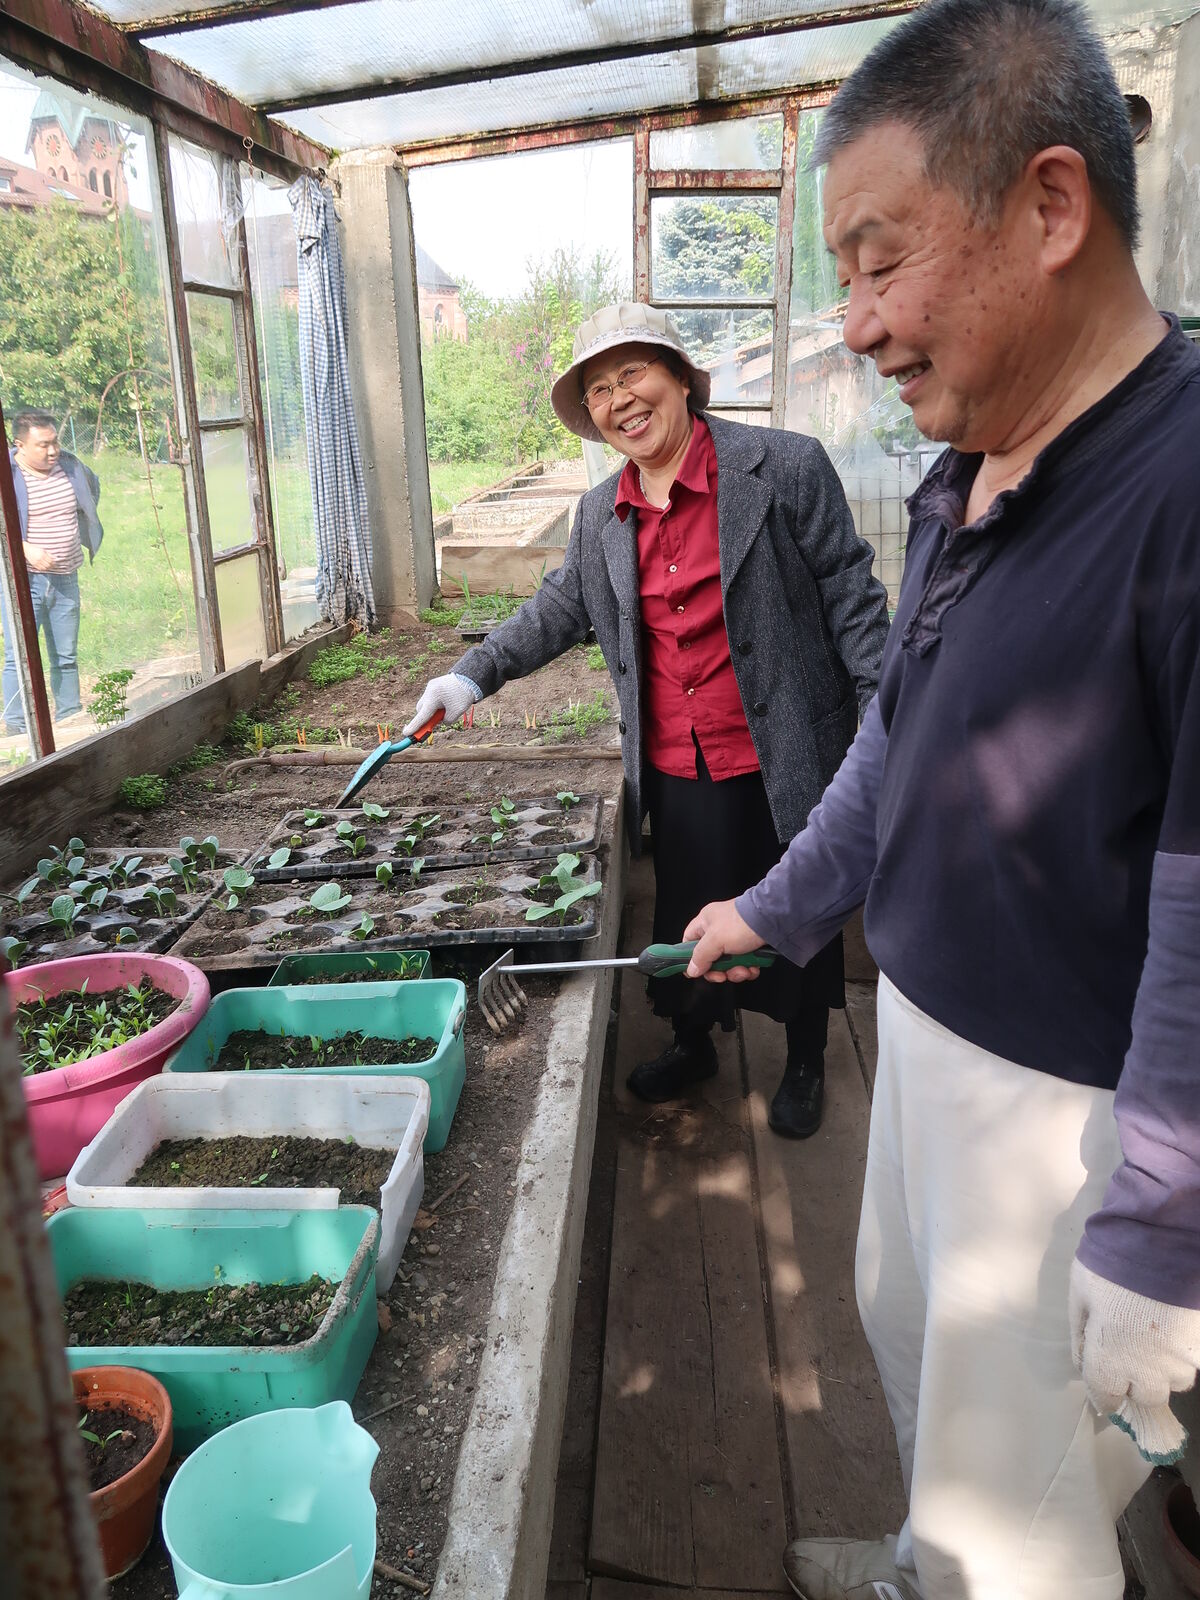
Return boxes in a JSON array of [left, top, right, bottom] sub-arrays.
[[19, 463, 83, 573]]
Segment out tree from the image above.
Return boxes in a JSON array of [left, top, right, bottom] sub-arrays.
[[0, 201, 172, 453]]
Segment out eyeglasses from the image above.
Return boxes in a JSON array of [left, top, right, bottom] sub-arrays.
[[582, 357, 661, 412]]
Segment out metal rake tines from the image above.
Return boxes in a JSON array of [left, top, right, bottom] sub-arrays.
[[480, 967, 529, 1034]]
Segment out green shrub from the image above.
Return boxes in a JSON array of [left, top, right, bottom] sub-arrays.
[[119, 773, 168, 809]]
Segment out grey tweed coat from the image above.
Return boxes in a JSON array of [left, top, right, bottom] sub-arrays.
[[454, 414, 889, 853]]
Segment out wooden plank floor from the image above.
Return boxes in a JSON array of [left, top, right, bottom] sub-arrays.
[[550, 854, 903, 1598]]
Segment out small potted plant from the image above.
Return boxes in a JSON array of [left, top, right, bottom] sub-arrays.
[[72, 1365, 173, 1579]]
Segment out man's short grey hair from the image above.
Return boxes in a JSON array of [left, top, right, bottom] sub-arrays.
[[814, 0, 1139, 248]]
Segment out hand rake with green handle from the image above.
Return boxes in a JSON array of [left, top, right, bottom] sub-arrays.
[[477, 941, 778, 1034], [335, 710, 444, 807]]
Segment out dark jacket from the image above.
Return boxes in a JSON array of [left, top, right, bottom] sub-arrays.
[[455, 414, 889, 850], [8, 447, 104, 561]]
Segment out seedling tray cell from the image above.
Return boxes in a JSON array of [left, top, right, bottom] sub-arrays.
[[245, 793, 603, 880], [169, 856, 602, 976], [4, 849, 244, 967], [162, 980, 467, 1154], [50, 1205, 379, 1454]]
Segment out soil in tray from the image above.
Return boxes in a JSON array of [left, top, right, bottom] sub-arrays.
[[15, 979, 177, 1076], [131, 1134, 396, 1208], [63, 1275, 335, 1348], [78, 1403, 158, 1493], [212, 1028, 437, 1070]]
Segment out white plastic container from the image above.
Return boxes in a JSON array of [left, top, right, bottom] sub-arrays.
[[65, 1073, 429, 1291]]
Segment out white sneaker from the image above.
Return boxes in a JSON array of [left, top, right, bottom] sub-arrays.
[[784, 1536, 922, 1600]]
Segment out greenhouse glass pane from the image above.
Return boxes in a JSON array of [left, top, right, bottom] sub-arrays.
[[215, 550, 267, 667], [242, 166, 319, 641], [652, 194, 777, 302], [650, 114, 783, 170], [0, 54, 200, 755], [186, 292, 240, 421], [202, 428, 256, 553], [671, 309, 774, 404], [169, 135, 235, 287]]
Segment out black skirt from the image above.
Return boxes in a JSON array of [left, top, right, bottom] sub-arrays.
[[643, 745, 844, 1030]]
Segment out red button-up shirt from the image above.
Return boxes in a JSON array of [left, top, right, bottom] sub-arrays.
[[615, 417, 760, 781]]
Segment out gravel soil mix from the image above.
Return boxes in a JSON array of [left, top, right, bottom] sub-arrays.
[[78, 1403, 159, 1493], [63, 1275, 335, 1349], [130, 1134, 397, 1206], [211, 1028, 437, 1071]]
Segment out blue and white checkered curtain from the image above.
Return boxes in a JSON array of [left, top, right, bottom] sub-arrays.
[[288, 176, 376, 626]]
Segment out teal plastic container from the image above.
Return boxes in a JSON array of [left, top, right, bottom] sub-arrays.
[[163, 979, 466, 1152], [162, 1402, 378, 1599], [50, 1206, 379, 1454], [268, 949, 431, 985]]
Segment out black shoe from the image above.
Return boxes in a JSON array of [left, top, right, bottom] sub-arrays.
[[627, 1033, 718, 1102], [768, 1062, 824, 1138]]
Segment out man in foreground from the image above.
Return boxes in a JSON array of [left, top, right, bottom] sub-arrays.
[[685, 0, 1200, 1594]]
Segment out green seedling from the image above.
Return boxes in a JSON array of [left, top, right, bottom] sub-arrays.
[[267, 846, 292, 869], [37, 855, 70, 888], [109, 854, 143, 886], [168, 856, 200, 893], [308, 882, 351, 915], [141, 885, 178, 917], [303, 808, 324, 828], [49, 894, 82, 933], [222, 866, 255, 910], [1, 935, 28, 965], [114, 926, 138, 946], [361, 801, 390, 822], [526, 852, 602, 926], [82, 883, 109, 911], [409, 857, 426, 882], [556, 790, 581, 810], [351, 914, 375, 941], [334, 820, 367, 857], [77, 1414, 127, 1449], [197, 836, 220, 867], [119, 773, 168, 810], [375, 862, 394, 888], [14, 875, 39, 907]]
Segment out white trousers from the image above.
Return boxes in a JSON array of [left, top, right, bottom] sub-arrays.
[[857, 976, 1151, 1600]]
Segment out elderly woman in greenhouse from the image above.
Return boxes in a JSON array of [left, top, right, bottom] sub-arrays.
[[406, 304, 888, 1137]]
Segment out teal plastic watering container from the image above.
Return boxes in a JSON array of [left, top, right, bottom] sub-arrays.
[[50, 1206, 379, 1454], [163, 979, 466, 1152], [162, 1402, 378, 1599], [267, 949, 431, 985]]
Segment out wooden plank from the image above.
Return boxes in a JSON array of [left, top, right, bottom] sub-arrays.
[[440, 543, 567, 599], [592, 1583, 792, 1599], [592, 862, 788, 1590], [743, 1008, 906, 1540]]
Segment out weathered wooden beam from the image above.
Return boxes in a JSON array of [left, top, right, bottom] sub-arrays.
[[0, 0, 328, 176]]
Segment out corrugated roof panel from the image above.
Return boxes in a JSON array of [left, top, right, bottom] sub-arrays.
[[139, 0, 898, 106], [270, 20, 897, 151]]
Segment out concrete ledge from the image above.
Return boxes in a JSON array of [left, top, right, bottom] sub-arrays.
[[432, 799, 627, 1600]]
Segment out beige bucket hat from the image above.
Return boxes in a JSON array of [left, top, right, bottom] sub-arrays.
[[550, 301, 712, 443]]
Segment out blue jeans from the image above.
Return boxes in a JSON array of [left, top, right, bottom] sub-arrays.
[[1, 570, 82, 731]]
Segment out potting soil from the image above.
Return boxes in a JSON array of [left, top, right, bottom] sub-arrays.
[[16, 979, 177, 1076], [212, 1028, 437, 1070], [131, 1133, 396, 1206], [78, 1403, 158, 1492], [63, 1275, 335, 1348]]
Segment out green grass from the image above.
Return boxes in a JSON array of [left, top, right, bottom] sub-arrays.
[[0, 450, 317, 692], [428, 458, 512, 517], [585, 644, 606, 671], [542, 690, 611, 743]]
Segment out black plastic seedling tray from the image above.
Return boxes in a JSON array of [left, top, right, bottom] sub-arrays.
[[3, 848, 244, 967], [244, 794, 604, 881], [169, 855, 603, 973]]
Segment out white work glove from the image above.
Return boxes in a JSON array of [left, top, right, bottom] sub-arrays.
[[402, 672, 481, 737], [1070, 1257, 1200, 1464]]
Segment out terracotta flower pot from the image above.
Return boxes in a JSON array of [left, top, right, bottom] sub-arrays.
[[1164, 1480, 1200, 1598], [72, 1365, 173, 1579]]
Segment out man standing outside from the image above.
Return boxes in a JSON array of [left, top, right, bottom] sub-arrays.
[[685, 0, 1200, 1595], [2, 410, 103, 736]]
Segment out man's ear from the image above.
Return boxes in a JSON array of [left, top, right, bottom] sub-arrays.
[[1024, 145, 1091, 275]]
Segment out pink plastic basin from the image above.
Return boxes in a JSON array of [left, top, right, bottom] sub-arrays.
[[7, 953, 210, 1180]]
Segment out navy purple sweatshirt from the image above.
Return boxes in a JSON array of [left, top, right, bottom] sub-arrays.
[[739, 319, 1200, 1310]]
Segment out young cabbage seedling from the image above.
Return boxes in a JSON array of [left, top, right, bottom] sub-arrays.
[[303, 808, 324, 828], [222, 866, 255, 910], [375, 862, 394, 888], [48, 894, 82, 933], [525, 852, 601, 926], [168, 855, 200, 893], [351, 913, 375, 941], [334, 820, 367, 857], [556, 790, 581, 810], [1, 934, 28, 965], [361, 800, 390, 822], [308, 882, 351, 916], [267, 846, 291, 870], [141, 884, 178, 917]]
